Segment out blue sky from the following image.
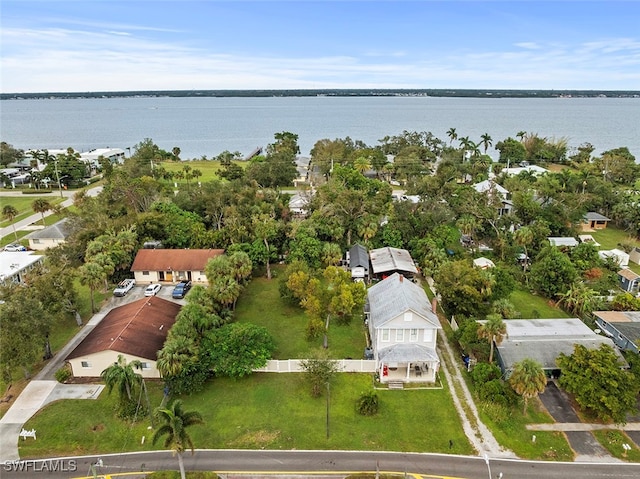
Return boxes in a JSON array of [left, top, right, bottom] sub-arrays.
[[2, 1, 639, 93]]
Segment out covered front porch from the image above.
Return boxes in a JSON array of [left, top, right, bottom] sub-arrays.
[[378, 344, 440, 384]]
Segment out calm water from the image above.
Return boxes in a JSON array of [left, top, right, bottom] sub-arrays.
[[1, 96, 639, 161]]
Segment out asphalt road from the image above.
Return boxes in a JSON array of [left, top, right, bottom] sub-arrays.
[[3, 450, 640, 479]]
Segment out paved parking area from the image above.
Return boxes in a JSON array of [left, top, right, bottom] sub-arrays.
[[539, 382, 615, 460]]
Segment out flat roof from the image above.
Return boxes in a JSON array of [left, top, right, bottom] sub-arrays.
[[0, 251, 44, 282]]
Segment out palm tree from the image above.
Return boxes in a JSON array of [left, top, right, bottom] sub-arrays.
[[446, 127, 458, 145], [513, 226, 534, 276], [157, 336, 197, 378], [516, 131, 527, 142], [480, 133, 493, 154], [557, 282, 599, 317], [100, 354, 143, 414], [478, 314, 506, 363], [353, 156, 371, 174], [152, 399, 204, 479], [509, 358, 547, 414], [31, 198, 52, 225], [78, 261, 105, 313], [2, 204, 19, 241]]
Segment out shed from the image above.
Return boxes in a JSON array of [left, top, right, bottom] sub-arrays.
[[582, 212, 610, 231], [548, 237, 579, 248], [599, 249, 630, 267]]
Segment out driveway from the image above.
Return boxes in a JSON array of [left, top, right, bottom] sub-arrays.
[[539, 381, 614, 460]]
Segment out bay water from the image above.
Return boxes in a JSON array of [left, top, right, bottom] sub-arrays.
[[1, 96, 639, 161]]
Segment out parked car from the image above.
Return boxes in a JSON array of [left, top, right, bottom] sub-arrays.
[[144, 283, 162, 296], [4, 243, 27, 252], [172, 280, 192, 299], [113, 279, 136, 297]]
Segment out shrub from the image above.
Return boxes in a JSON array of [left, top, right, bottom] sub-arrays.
[[470, 362, 502, 385], [22, 189, 52, 194], [477, 379, 518, 406], [54, 365, 71, 383], [356, 391, 379, 416]]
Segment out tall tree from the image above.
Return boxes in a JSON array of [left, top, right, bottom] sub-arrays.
[[2, 204, 19, 241], [78, 262, 106, 313], [252, 213, 279, 279], [478, 314, 506, 363], [557, 344, 639, 423], [509, 358, 547, 414], [480, 133, 493, 154], [152, 400, 204, 479]]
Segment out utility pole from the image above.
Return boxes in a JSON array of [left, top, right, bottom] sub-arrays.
[[53, 156, 63, 198]]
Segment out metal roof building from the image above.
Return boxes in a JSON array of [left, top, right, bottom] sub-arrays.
[[369, 246, 418, 277]]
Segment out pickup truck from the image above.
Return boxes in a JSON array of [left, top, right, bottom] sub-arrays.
[[113, 279, 136, 297]]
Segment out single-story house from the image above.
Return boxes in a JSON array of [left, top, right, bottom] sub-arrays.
[[66, 297, 180, 378], [599, 249, 630, 267], [472, 179, 513, 216], [473, 257, 495, 269], [24, 218, 72, 251], [130, 248, 224, 285], [495, 318, 625, 379], [617, 269, 640, 294], [369, 246, 418, 280], [582, 212, 610, 231], [366, 273, 441, 385], [593, 311, 640, 354], [0, 251, 44, 285], [548, 237, 579, 248], [501, 165, 548, 177], [347, 243, 369, 281]]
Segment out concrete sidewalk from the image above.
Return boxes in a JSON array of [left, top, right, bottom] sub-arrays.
[[527, 422, 640, 431]]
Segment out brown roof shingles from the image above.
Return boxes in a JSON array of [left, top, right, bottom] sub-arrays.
[[130, 249, 224, 272], [66, 297, 180, 361]]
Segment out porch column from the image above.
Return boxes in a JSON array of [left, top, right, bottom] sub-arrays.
[[407, 362, 411, 380]]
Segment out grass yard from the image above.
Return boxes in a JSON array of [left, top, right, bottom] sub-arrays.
[[159, 160, 247, 184], [592, 430, 640, 462], [478, 400, 573, 461], [509, 288, 571, 319], [20, 373, 474, 458], [0, 196, 66, 225], [590, 226, 640, 275], [235, 267, 367, 359]]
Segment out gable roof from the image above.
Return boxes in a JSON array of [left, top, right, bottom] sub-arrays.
[[367, 273, 439, 328], [349, 244, 369, 270], [473, 179, 509, 195], [593, 311, 640, 344], [369, 247, 418, 275], [24, 218, 72, 240], [67, 297, 180, 361], [130, 249, 224, 272]]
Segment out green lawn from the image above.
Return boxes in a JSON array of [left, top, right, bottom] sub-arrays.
[[590, 226, 640, 275], [159, 160, 247, 184], [20, 373, 474, 458], [234, 267, 367, 359], [509, 288, 571, 319]]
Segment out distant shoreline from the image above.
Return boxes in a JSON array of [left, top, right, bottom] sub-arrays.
[[2, 88, 640, 101]]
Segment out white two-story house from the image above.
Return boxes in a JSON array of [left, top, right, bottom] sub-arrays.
[[366, 273, 441, 384]]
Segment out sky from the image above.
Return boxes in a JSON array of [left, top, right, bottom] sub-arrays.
[[1, 0, 639, 93]]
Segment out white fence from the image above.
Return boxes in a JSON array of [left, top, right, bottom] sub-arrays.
[[255, 359, 377, 373]]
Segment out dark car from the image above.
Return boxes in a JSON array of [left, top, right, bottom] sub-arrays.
[[172, 280, 192, 299]]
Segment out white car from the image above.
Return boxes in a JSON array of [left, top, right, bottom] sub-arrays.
[[144, 283, 162, 296], [4, 243, 27, 252], [113, 279, 136, 297]]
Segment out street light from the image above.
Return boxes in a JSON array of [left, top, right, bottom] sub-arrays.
[[53, 156, 63, 198], [484, 453, 492, 479]]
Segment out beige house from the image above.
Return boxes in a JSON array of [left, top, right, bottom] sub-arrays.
[[66, 297, 180, 378], [130, 248, 224, 284], [24, 218, 72, 251]]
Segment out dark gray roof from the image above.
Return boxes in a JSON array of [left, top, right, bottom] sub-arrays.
[[25, 218, 72, 240], [367, 273, 439, 329], [369, 247, 418, 275], [584, 212, 610, 221], [378, 343, 439, 363], [609, 322, 640, 343], [349, 244, 369, 271], [497, 318, 625, 371]]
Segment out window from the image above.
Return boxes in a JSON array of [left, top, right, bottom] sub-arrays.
[[396, 329, 404, 341], [410, 329, 418, 341], [32, 239, 40, 244], [142, 271, 150, 276], [81, 361, 91, 368], [403, 312, 412, 322], [140, 362, 151, 370], [381, 329, 390, 342], [423, 330, 433, 342]]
